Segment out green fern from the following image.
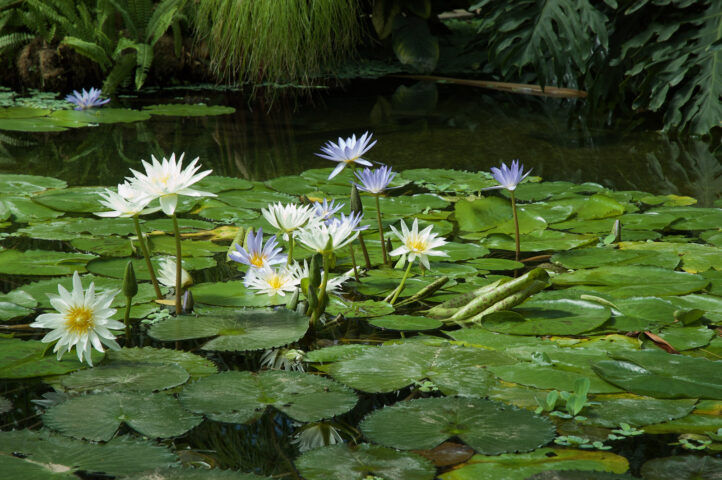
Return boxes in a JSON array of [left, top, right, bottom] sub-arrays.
[[61, 35, 112, 69], [0, 32, 33, 52]]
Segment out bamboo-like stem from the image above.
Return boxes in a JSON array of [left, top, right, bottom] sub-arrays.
[[389, 261, 413, 305], [133, 215, 162, 299], [510, 191, 521, 262], [375, 195, 388, 265], [171, 213, 183, 314]]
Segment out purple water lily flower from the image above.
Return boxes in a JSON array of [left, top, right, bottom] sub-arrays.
[[312, 198, 344, 221], [487, 159, 532, 191], [65, 88, 110, 110], [354, 165, 396, 194], [229, 228, 287, 285], [316, 131, 377, 180]]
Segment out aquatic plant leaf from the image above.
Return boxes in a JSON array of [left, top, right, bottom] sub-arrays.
[[15, 217, 138, 240], [106, 347, 217, 378], [362, 194, 449, 217], [326, 298, 395, 318], [619, 241, 722, 273], [1, 196, 64, 223], [180, 370, 356, 423], [652, 326, 714, 351], [551, 248, 680, 270], [0, 249, 96, 276], [87, 256, 214, 280], [149, 236, 227, 257], [552, 266, 708, 297], [32, 186, 108, 213], [353, 276, 432, 297], [43, 392, 202, 441], [216, 189, 294, 210], [326, 342, 511, 395], [194, 205, 257, 223], [593, 350, 722, 398], [481, 230, 597, 251], [0, 117, 69, 132], [190, 281, 285, 307], [0, 430, 177, 476], [370, 314, 442, 331], [0, 173, 66, 194], [265, 175, 318, 195], [438, 448, 629, 480], [398, 168, 494, 193], [467, 258, 524, 271], [392, 15, 439, 72], [484, 298, 610, 335], [361, 397, 555, 454], [194, 175, 253, 193], [456, 197, 534, 233], [149, 309, 309, 352], [527, 472, 635, 480], [50, 108, 151, 124], [304, 345, 376, 363], [0, 290, 36, 320], [144, 218, 217, 233], [643, 400, 722, 435], [640, 455, 722, 480], [583, 397, 697, 428], [123, 469, 272, 480], [60, 363, 189, 393], [0, 106, 51, 119], [0, 338, 101, 379], [488, 364, 620, 394], [71, 236, 137, 257], [295, 443, 435, 480], [143, 104, 236, 116], [442, 242, 491, 261]]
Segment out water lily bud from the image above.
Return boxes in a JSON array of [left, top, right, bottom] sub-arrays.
[[309, 254, 322, 288], [182, 290, 194, 313], [226, 226, 246, 261], [386, 237, 393, 254], [296, 300, 308, 315], [350, 184, 363, 214], [286, 288, 300, 310], [307, 282, 318, 311], [122, 261, 138, 298]]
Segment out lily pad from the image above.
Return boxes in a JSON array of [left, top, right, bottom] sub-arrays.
[[370, 314, 442, 331], [32, 186, 107, 213], [124, 470, 272, 480], [60, 363, 190, 393], [105, 347, 217, 378], [619, 241, 722, 274], [143, 104, 236, 116], [484, 299, 611, 335], [0, 338, 101, 379], [0, 174, 66, 194], [481, 231, 597, 252], [0, 430, 177, 477], [0, 117, 69, 132], [488, 364, 621, 394], [551, 248, 680, 270], [149, 236, 227, 257], [640, 455, 722, 480], [1, 196, 64, 222], [583, 397, 697, 428], [148, 308, 309, 352], [180, 370, 356, 423], [295, 443, 435, 480], [87, 256, 214, 280], [0, 249, 96, 276], [43, 392, 202, 441], [326, 298, 395, 318], [361, 397, 555, 454], [50, 108, 151, 124], [593, 350, 722, 398]]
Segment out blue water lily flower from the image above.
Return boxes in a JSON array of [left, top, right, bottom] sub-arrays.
[[230, 228, 287, 284], [487, 159, 532, 191], [316, 131, 377, 180], [313, 198, 344, 221], [65, 88, 110, 110], [354, 165, 396, 194]]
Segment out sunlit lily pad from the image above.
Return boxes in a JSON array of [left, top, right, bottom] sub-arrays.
[[326, 342, 513, 395], [180, 370, 356, 423], [439, 448, 629, 480], [619, 241, 722, 273], [370, 314, 442, 331], [551, 248, 680, 270], [481, 231, 597, 251], [149, 236, 227, 257], [488, 364, 621, 393], [148, 308, 309, 351], [640, 455, 722, 480], [0, 173, 66, 194], [16, 217, 137, 240], [143, 104, 236, 116], [87, 256, 214, 280], [43, 392, 202, 441], [295, 443, 435, 480], [0, 430, 177, 477], [106, 347, 217, 379], [399, 168, 494, 193], [60, 363, 189, 393], [1, 195, 64, 222], [0, 106, 51, 119], [361, 397, 555, 454], [50, 108, 151, 124], [583, 397, 697, 428], [71, 236, 136, 257], [483, 299, 610, 335], [593, 350, 722, 398], [326, 298, 395, 318], [0, 338, 102, 379], [443, 242, 491, 261], [0, 249, 96, 276], [0, 117, 69, 131]]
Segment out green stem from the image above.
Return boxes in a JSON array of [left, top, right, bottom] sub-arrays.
[[171, 213, 183, 314], [349, 244, 360, 281], [312, 254, 330, 327], [287, 235, 295, 266], [389, 260, 413, 305], [133, 215, 162, 299], [510, 191, 521, 262], [123, 297, 132, 346], [375, 195, 388, 265], [357, 235, 372, 268]]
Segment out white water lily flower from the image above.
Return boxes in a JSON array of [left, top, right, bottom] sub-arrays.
[[128, 152, 215, 215], [29, 271, 122, 366], [389, 218, 448, 269], [245, 265, 300, 297], [156, 257, 193, 288], [296, 212, 361, 254], [262, 202, 317, 239], [260, 348, 305, 372], [292, 423, 343, 452], [289, 260, 352, 294], [95, 182, 159, 218], [315, 131, 376, 180]]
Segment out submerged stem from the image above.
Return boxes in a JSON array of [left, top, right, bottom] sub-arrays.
[[375, 195, 388, 265], [133, 215, 162, 299], [172, 213, 183, 314], [510, 191, 521, 262], [389, 260, 413, 305]]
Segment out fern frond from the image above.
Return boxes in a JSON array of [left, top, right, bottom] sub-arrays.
[[145, 0, 180, 45], [61, 35, 112, 70], [133, 41, 152, 89], [108, 0, 138, 40], [0, 32, 32, 52], [102, 50, 135, 93]]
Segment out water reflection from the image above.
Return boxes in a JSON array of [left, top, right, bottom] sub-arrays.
[[0, 81, 719, 205]]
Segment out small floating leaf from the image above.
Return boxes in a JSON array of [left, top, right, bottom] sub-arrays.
[[60, 363, 190, 393], [640, 455, 722, 480]]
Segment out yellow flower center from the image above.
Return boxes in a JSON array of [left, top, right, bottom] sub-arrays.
[[249, 254, 265, 267], [407, 237, 427, 253], [268, 274, 284, 290], [158, 174, 170, 185], [65, 306, 94, 335]]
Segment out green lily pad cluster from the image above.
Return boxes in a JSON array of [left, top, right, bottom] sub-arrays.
[[2, 165, 722, 479]]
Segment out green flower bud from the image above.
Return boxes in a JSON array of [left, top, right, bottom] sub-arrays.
[[350, 184, 363, 214], [122, 261, 138, 298]]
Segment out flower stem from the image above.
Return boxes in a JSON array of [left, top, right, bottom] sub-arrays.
[[357, 235, 372, 268], [349, 244, 360, 281], [389, 260, 413, 305], [171, 213, 183, 314], [510, 191, 521, 262], [123, 297, 132, 346], [312, 253, 330, 327], [133, 215, 162, 299], [287, 235, 295, 266], [375, 195, 388, 265]]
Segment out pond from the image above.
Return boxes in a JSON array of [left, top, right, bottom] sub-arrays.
[[1, 82, 721, 480]]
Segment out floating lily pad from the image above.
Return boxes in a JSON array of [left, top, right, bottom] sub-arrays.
[[583, 397, 697, 428], [87, 256, 214, 280], [51, 108, 151, 124], [32, 186, 108, 213], [0, 249, 96, 276], [370, 314, 442, 331], [0, 106, 51, 119], [653, 326, 715, 351], [439, 448, 630, 480], [105, 347, 217, 379], [149, 236, 227, 257], [0, 338, 101, 379], [327, 342, 513, 396], [326, 298, 395, 318], [0, 290, 36, 321], [124, 469, 272, 480], [484, 299, 611, 335], [1, 195, 64, 222], [148, 308, 309, 352], [144, 104, 236, 116], [43, 392, 202, 441], [60, 363, 190, 393], [17, 217, 138, 240], [551, 248, 680, 270], [442, 242, 491, 261], [180, 370, 356, 423], [0, 173, 66, 194], [0, 117, 69, 131], [481, 231, 597, 251], [0, 430, 177, 477], [190, 281, 286, 307], [467, 258, 524, 271], [71, 236, 136, 257], [144, 218, 217, 233], [295, 443, 436, 480], [619, 241, 722, 274], [640, 455, 722, 480], [361, 397, 555, 454], [488, 364, 621, 394], [593, 350, 722, 398]]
